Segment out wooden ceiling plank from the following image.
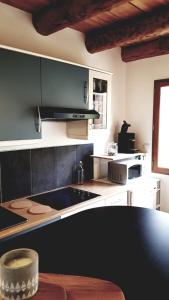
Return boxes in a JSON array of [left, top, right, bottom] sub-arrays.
[[94, 12, 118, 24], [32, 0, 129, 35], [71, 18, 102, 32], [121, 35, 169, 62], [110, 2, 141, 18], [89, 16, 107, 26], [71, 23, 93, 32], [104, 11, 119, 20], [129, 1, 145, 12], [85, 5, 169, 53], [71, 12, 119, 32], [130, 0, 168, 12]]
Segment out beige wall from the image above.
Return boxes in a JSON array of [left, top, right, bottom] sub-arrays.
[[0, 3, 116, 72], [125, 54, 169, 212]]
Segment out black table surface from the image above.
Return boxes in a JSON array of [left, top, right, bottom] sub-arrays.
[[1, 206, 169, 300], [52, 206, 169, 300]]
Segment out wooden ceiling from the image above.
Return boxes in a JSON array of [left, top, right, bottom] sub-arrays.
[[1, 0, 169, 61]]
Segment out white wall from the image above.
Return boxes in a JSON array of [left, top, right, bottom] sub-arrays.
[[0, 3, 126, 152], [125, 54, 169, 212]]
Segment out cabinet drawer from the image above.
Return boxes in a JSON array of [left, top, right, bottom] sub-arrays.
[[105, 191, 127, 206]]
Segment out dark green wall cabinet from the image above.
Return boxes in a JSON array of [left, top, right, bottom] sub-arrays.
[[41, 58, 89, 109], [0, 48, 89, 141], [0, 48, 41, 140]]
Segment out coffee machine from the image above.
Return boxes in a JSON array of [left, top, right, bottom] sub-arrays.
[[118, 132, 136, 153], [118, 121, 137, 153]]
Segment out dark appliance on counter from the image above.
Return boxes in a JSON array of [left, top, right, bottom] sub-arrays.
[[118, 132, 137, 153], [0, 206, 27, 231], [108, 159, 143, 184], [28, 187, 100, 210]]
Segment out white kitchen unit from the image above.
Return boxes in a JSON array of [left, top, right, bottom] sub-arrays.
[[67, 69, 112, 140], [91, 153, 145, 161], [94, 176, 160, 210], [91, 153, 160, 210], [105, 190, 128, 206], [92, 152, 145, 182], [127, 178, 160, 210]]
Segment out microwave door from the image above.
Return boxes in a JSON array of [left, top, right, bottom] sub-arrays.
[[128, 164, 142, 180]]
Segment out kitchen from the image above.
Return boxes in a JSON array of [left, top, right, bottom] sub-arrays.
[[0, 3, 168, 236], [0, 1, 169, 299]]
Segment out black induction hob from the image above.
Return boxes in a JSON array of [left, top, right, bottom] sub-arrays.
[[0, 206, 27, 231], [28, 187, 100, 210]]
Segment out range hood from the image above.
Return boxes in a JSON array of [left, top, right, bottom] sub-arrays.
[[38, 106, 100, 121]]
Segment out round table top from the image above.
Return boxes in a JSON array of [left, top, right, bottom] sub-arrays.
[[51, 206, 169, 300], [1, 206, 169, 300]]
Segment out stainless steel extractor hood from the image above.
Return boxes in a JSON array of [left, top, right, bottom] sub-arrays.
[[38, 106, 100, 121]]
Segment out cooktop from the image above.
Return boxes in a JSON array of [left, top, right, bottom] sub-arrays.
[[0, 206, 27, 231], [28, 187, 100, 210]]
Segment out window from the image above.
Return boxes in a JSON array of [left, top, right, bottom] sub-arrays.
[[152, 79, 169, 174]]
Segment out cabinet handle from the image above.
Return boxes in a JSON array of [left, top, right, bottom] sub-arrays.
[[35, 106, 42, 133], [84, 81, 89, 104], [0, 163, 2, 205]]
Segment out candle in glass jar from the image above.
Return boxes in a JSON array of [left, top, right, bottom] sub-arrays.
[[0, 248, 39, 300], [5, 257, 32, 268]]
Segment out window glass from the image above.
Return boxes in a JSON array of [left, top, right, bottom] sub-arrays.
[[152, 79, 169, 174], [158, 86, 169, 168]]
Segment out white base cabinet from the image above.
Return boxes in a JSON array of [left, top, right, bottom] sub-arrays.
[[94, 177, 160, 210], [127, 178, 160, 209], [105, 191, 128, 206]]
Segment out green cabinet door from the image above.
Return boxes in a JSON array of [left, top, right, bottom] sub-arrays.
[[41, 58, 89, 109], [0, 48, 41, 140]]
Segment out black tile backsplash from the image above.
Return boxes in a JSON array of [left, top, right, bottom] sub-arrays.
[[0, 143, 93, 202], [76, 144, 93, 181], [55, 146, 76, 187], [0, 150, 31, 201], [31, 147, 57, 195]]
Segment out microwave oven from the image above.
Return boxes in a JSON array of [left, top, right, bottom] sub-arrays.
[[108, 159, 143, 184]]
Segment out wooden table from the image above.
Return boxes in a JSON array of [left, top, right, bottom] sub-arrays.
[[31, 273, 125, 299]]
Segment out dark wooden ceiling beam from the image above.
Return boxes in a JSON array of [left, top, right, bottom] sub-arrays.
[[85, 5, 169, 53], [121, 36, 169, 62], [32, 0, 129, 35]]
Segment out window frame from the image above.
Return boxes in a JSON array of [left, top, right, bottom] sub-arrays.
[[152, 78, 169, 175]]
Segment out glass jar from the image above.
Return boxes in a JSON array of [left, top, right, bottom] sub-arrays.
[[107, 142, 118, 156]]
